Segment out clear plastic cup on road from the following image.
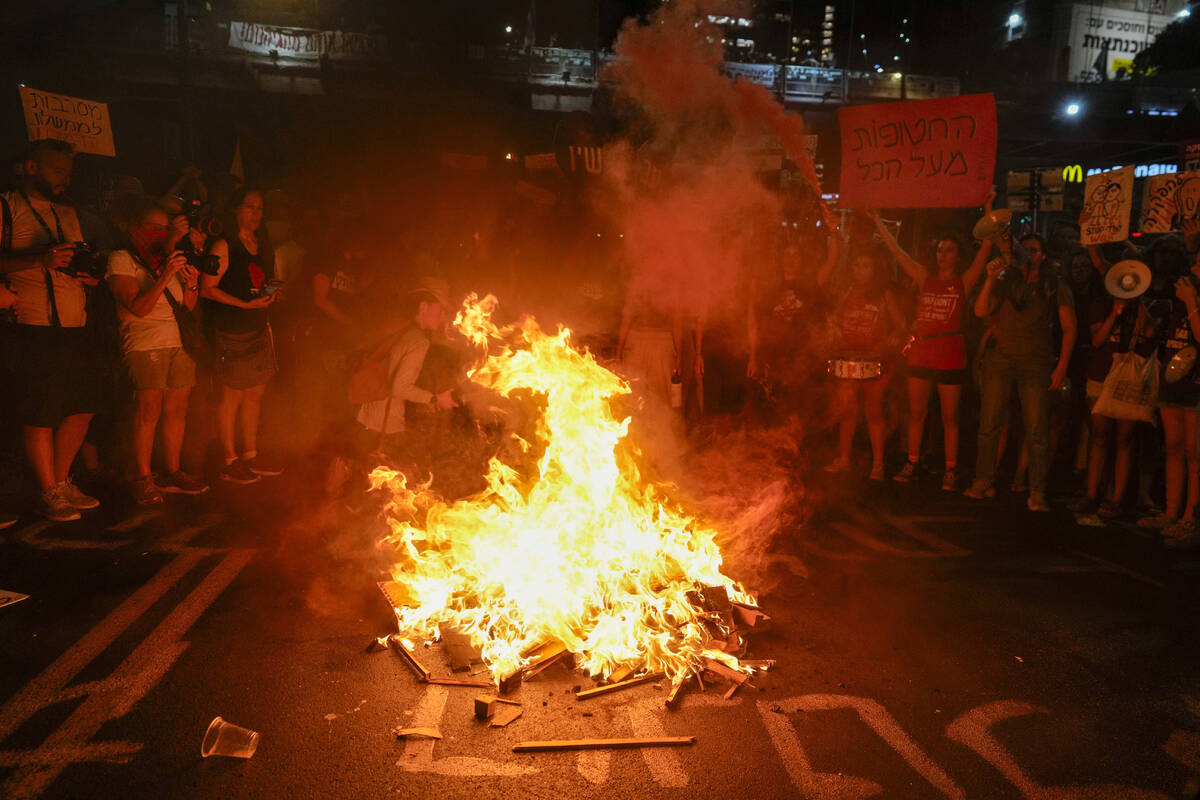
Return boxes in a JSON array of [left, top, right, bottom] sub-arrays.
[[201, 716, 260, 759]]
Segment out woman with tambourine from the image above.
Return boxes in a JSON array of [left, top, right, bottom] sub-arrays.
[[817, 233, 905, 481], [1142, 253, 1200, 548], [868, 211, 990, 491]]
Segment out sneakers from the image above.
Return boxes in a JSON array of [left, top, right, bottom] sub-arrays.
[[0, 510, 16, 530], [963, 480, 995, 500], [219, 460, 261, 485], [1026, 491, 1050, 512], [1096, 501, 1123, 520], [243, 457, 283, 477], [941, 468, 958, 492], [822, 457, 850, 474], [1137, 512, 1176, 530], [157, 470, 209, 495], [38, 485, 80, 522], [60, 478, 100, 510], [893, 461, 918, 483], [1165, 522, 1200, 550], [131, 475, 165, 506], [1067, 495, 1099, 514], [869, 463, 885, 481]]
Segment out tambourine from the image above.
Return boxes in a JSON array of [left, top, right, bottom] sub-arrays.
[[1165, 345, 1197, 384]]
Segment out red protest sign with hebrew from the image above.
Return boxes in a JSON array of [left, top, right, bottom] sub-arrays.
[[837, 93, 996, 208]]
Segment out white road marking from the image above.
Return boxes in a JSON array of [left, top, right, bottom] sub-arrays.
[[575, 749, 610, 784], [14, 519, 132, 551], [106, 508, 164, 533], [631, 693, 730, 787], [1, 548, 255, 799], [0, 549, 205, 744], [0, 740, 142, 768], [397, 686, 536, 777], [765, 694, 964, 800], [757, 697, 882, 799], [945, 700, 1169, 800]]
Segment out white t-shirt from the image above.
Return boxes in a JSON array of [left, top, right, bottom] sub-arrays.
[[105, 250, 184, 352], [1, 190, 87, 327]]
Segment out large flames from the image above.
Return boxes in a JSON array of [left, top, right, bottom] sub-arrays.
[[372, 294, 757, 684]]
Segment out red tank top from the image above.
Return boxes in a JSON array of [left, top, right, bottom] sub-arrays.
[[839, 290, 888, 352], [908, 275, 967, 370]]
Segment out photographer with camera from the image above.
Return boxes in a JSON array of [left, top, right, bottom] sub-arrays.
[[106, 198, 208, 504], [0, 139, 105, 521], [201, 188, 282, 484]]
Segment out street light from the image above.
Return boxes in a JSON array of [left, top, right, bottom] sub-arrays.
[[1178, 8, 1191, 18], [1065, 102, 1081, 116], [505, 25, 513, 33], [1009, 13, 1022, 26]]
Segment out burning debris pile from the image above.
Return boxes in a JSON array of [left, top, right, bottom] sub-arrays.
[[371, 295, 772, 710]]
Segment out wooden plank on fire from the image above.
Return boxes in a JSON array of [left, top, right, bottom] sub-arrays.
[[387, 636, 432, 682], [377, 580, 415, 610], [522, 651, 566, 681], [576, 672, 664, 700], [702, 657, 748, 686], [513, 737, 695, 753], [607, 665, 633, 684], [665, 675, 688, 710], [730, 602, 771, 633]]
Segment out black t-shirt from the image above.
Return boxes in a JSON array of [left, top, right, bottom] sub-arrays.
[[206, 235, 274, 334]]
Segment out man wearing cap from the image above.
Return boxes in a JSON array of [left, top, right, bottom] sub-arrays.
[[355, 277, 459, 443], [965, 216, 1076, 511]]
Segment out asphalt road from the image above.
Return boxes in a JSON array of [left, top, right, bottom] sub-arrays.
[[2, 460, 1200, 800]]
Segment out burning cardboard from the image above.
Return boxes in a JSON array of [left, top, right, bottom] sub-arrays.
[[372, 296, 765, 692]]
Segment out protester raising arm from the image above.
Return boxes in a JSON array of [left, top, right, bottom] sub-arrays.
[[814, 207, 843, 289], [973, 254, 1006, 318], [868, 211, 927, 286]]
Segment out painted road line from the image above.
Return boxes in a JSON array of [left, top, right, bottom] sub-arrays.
[[397, 685, 536, 778], [757, 695, 965, 799], [105, 508, 164, 533], [945, 700, 1168, 800], [756, 697, 882, 799], [1069, 550, 1165, 589], [156, 513, 226, 551], [0, 548, 255, 800], [0, 549, 205, 743], [884, 516, 971, 557], [0, 740, 142, 768], [630, 693, 730, 788], [14, 519, 132, 551], [575, 749, 610, 784]]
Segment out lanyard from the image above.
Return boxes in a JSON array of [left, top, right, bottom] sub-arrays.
[[19, 191, 67, 327], [18, 190, 66, 244]]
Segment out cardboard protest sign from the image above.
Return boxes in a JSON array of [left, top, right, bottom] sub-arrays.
[[19, 86, 115, 157], [837, 93, 996, 208], [1140, 170, 1200, 233], [1080, 166, 1134, 244]]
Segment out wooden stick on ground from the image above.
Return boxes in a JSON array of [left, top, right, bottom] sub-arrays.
[[576, 673, 664, 700], [388, 636, 432, 682], [513, 737, 695, 753], [426, 678, 493, 688]]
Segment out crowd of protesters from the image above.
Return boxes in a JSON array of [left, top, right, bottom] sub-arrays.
[[1, 136, 1199, 554]]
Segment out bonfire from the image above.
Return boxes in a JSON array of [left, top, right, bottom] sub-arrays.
[[372, 294, 765, 695]]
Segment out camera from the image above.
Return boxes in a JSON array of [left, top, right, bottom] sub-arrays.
[[58, 242, 106, 280], [252, 278, 283, 298], [182, 200, 222, 238], [183, 250, 222, 276]]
